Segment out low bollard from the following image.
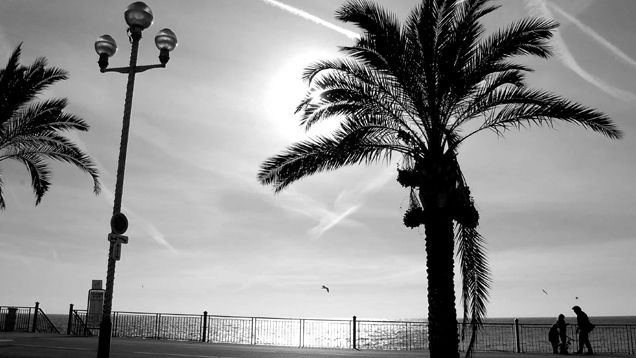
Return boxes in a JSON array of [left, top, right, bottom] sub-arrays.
[[202, 311, 208, 342], [5, 307, 18, 332], [31, 302, 39, 333], [67, 303, 74, 335], [514, 318, 521, 353], [352, 315, 357, 350]]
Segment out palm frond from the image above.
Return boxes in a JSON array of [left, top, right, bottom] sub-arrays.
[[336, 0, 402, 47], [448, 17, 557, 117], [478, 17, 559, 62], [456, 223, 491, 358], [462, 87, 623, 142], [296, 58, 427, 148], [0, 169, 5, 210], [18, 99, 90, 133], [448, 68, 527, 141], [338, 45, 390, 71], [8, 151, 52, 205], [258, 122, 407, 192], [0, 44, 101, 208], [0, 45, 69, 126], [437, 0, 500, 119]]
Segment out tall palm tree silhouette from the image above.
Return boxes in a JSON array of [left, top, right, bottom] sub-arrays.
[[258, 1, 622, 356], [0, 44, 100, 209]]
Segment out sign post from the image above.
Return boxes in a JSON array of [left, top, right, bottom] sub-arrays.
[[108, 233, 128, 261], [87, 280, 105, 328]]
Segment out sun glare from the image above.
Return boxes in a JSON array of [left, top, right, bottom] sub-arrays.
[[264, 50, 341, 141]]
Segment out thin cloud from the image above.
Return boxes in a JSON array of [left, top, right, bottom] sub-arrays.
[[272, 189, 364, 236], [547, 1, 636, 70], [307, 169, 394, 240], [307, 204, 362, 240], [525, 0, 636, 102], [269, 169, 393, 241], [65, 132, 177, 253], [261, 0, 359, 40], [98, 184, 177, 253]]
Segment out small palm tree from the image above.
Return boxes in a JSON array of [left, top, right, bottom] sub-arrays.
[[258, 1, 622, 357], [0, 44, 100, 210]]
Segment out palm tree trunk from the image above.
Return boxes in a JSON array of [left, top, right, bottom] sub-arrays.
[[425, 208, 459, 358]]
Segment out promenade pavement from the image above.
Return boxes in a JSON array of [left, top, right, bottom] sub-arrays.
[[0, 332, 627, 358]]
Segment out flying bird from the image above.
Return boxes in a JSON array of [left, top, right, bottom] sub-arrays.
[[542, 289, 548, 295], [576, 297, 579, 300], [322, 285, 329, 293]]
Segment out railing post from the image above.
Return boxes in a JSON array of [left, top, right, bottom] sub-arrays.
[[32, 302, 40, 332], [156, 313, 161, 340], [628, 325, 634, 355], [67, 303, 74, 335], [514, 318, 520, 353], [352, 315, 357, 350], [405, 321, 409, 350], [251, 317, 256, 345], [202, 311, 208, 342], [299, 319, 304, 348]]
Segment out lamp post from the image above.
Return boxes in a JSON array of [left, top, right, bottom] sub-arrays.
[[94, 2, 177, 357]]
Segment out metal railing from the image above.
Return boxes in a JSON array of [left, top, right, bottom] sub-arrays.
[[62, 307, 636, 355], [0, 306, 34, 332], [356, 319, 427, 350], [514, 323, 636, 354], [0, 302, 59, 334], [67, 305, 94, 336]]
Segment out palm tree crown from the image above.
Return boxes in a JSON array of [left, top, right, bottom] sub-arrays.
[[258, 1, 621, 357], [0, 44, 101, 210]]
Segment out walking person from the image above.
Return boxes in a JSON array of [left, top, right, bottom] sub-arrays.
[[572, 306, 595, 355], [556, 314, 570, 354]]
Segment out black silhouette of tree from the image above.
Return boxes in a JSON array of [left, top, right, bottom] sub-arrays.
[[0, 44, 100, 209], [258, 1, 622, 356]]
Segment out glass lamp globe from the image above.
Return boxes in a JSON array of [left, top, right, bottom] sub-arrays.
[[124, 2, 154, 29], [155, 28, 178, 51], [94, 35, 118, 57]]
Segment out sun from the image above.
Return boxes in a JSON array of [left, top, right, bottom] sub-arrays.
[[264, 49, 340, 141]]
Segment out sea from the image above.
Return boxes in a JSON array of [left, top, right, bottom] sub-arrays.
[[485, 316, 636, 325]]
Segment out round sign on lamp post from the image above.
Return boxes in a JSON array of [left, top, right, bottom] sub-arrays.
[[110, 213, 129, 235]]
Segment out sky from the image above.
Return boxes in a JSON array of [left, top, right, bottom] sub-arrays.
[[1, 0, 635, 320]]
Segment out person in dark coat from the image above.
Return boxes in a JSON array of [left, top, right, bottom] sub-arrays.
[[549, 322, 560, 353], [572, 306, 595, 355], [556, 314, 570, 354]]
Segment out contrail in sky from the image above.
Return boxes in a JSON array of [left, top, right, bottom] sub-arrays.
[[261, 0, 359, 40], [547, 1, 636, 70], [307, 169, 394, 240], [67, 132, 177, 253], [525, 0, 636, 102]]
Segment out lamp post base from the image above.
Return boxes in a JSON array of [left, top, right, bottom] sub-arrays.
[[97, 316, 112, 358]]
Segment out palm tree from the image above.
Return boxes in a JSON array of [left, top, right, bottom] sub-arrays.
[[0, 44, 100, 210], [257, 1, 622, 357]]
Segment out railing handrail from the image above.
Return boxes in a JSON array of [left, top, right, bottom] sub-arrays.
[[70, 309, 94, 336], [0, 305, 36, 310], [35, 307, 60, 334], [67, 308, 634, 326]]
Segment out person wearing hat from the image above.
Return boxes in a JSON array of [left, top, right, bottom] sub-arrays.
[[572, 306, 595, 355]]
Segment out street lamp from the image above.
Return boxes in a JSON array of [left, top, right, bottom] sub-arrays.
[[94, 2, 177, 357]]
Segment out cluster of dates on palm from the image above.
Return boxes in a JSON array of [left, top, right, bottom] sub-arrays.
[[452, 186, 479, 229], [398, 166, 479, 229]]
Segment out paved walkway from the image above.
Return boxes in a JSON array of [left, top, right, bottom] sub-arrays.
[[0, 332, 627, 358]]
